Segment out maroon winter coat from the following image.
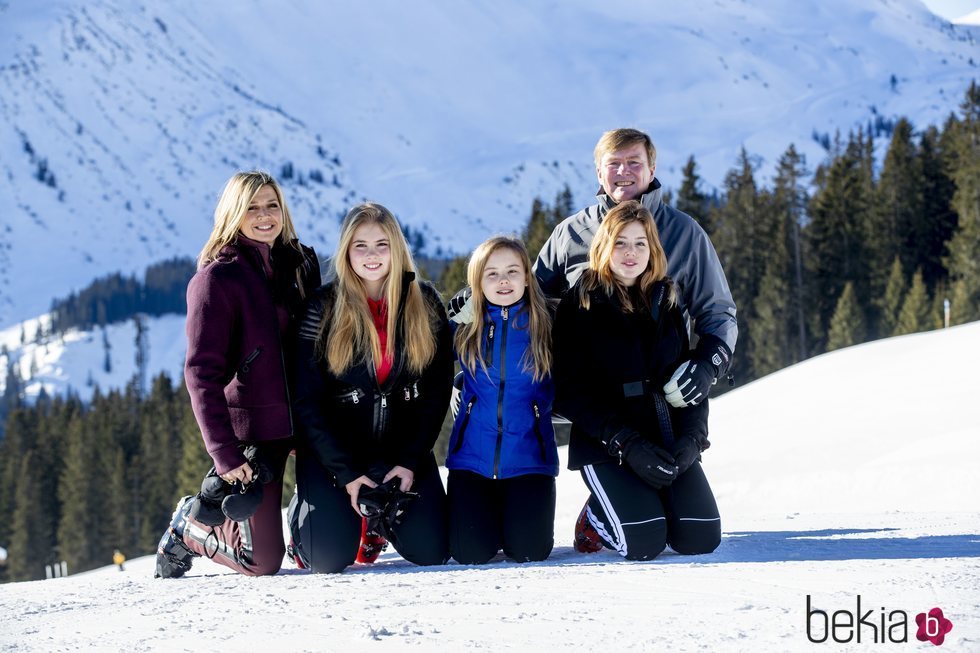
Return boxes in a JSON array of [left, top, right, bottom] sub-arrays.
[[184, 237, 320, 474]]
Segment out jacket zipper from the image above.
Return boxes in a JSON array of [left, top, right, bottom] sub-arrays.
[[532, 401, 546, 461], [240, 347, 262, 374], [452, 397, 476, 454], [493, 306, 509, 479]]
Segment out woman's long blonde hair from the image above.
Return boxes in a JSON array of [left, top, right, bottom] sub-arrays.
[[455, 237, 552, 382], [578, 200, 671, 312], [197, 171, 301, 269], [319, 203, 437, 376]]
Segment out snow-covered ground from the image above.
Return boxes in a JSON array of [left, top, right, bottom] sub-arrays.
[[1, 322, 978, 651]]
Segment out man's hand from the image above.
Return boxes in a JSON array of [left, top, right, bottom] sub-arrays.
[[663, 335, 732, 408], [663, 360, 715, 407]]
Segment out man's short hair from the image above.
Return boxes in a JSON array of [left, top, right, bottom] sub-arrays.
[[593, 128, 657, 169]]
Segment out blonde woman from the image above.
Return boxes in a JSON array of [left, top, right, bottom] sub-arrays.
[[155, 171, 320, 578], [445, 237, 558, 564], [288, 203, 453, 573], [552, 200, 720, 561]]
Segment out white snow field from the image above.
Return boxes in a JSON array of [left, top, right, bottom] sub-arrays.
[[1, 322, 977, 651]]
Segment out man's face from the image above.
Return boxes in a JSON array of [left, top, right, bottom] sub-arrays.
[[596, 143, 655, 203]]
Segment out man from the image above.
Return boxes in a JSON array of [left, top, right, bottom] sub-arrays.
[[533, 128, 737, 408]]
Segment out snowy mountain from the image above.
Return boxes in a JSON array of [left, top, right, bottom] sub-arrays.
[[1, 0, 978, 332], [1, 321, 978, 651]]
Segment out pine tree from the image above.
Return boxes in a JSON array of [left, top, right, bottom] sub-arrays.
[[553, 185, 574, 224], [872, 119, 924, 313], [945, 82, 980, 324], [806, 132, 874, 347], [878, 257, 907, 337], [919, 124, 958, 288], [137, 373, 180, 551], [175, 380, 209, 498], [827, 282, 866, 351], [711, 148, 767, 380], [57, 411, 100, 574], [0, 408, 38, 560], [437, 256, 469, 302], [32, 395, 78, 575], [523, 198, 553, 263], [770, 144, 810, 361], [676, 155, 711, 234], [7, 451, 47, 581], [749, 258, 791, 377], [894, 270, 933, 336]]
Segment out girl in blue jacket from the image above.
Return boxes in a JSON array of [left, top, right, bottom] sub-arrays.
[[447, 236, 558, 564]]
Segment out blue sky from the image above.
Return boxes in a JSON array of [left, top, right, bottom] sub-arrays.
[[921, 0, 980, 19]]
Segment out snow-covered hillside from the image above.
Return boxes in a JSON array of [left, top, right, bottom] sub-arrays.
[[1, 0, 977, 328], [0, 312, 185, 401], [1, 321, 977, 651]]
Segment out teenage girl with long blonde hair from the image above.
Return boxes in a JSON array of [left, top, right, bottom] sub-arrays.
[[287, 202, 454, 573]]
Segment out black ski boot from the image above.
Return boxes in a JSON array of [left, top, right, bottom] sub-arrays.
[[154, 496, 200, 579]]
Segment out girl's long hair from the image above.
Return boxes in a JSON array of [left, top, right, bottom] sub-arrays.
[[455, 236, 552, 382], [578, 200, 672, 312], [319, 202, 437, 376], [197, 171, 302, 269]]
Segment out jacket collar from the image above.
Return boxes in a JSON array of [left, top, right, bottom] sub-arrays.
[[595, 177, 664, 217]]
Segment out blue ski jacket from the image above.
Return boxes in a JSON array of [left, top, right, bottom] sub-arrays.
[[447, 299, 558, 479]]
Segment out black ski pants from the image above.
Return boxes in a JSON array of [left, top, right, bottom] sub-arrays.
[[289, 451, 449, 573], [581, 459, 720, 560], [448, 470, 556, 565]]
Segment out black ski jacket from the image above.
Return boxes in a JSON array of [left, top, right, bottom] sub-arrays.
[[553, 280, 709, 470], [291, 273, 454, 487]]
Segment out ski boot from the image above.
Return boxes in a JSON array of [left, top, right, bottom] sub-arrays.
[[573, 502, 603, 554], [154, 496, 200, 578]]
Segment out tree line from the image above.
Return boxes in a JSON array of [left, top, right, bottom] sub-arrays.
[[47, 257, 196, 335], [1, 82, 977, 582]]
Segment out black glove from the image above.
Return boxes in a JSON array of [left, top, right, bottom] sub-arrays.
[[663, 335, 732, 408], [670, 435, 704, 476], [607, 430, 678, 489]]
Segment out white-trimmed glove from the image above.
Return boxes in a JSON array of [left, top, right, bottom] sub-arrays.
[[663, 335, 732, 408]]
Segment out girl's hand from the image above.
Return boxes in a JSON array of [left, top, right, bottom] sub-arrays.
[[345, 475, 378, 514], [220, 461, 253, 485], [383, 466, 415, 492]]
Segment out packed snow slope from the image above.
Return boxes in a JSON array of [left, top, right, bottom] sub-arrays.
[[1, 0, 978, 327], [1, 322, 978, 651]]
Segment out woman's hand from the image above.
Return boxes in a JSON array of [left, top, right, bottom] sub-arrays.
[[383, 466, 415, 492], [220, 462, 253, 485], [345, 475, 378, 514]]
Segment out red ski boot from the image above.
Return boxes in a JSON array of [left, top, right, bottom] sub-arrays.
[[355, 516, 388, 564], [573, 502, 603, 553]]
